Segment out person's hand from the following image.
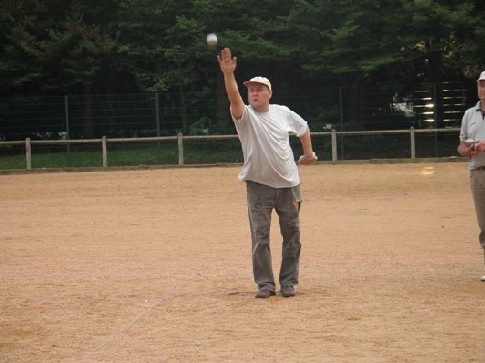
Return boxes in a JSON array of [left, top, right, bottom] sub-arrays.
[[298, 152, 318, 165], [462, 140, 480, 155], [475, 140, 485, 153], [463, 145, 479, 156], [217, 47, 237, 74]]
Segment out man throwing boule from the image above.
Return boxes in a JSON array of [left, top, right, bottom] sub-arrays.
[[217, 47, 317, 298]]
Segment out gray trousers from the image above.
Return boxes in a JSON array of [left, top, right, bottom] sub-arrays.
[[246, 181, 302, 291], [470, 169, 485, 264]]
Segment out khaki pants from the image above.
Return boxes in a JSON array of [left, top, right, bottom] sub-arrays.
[[246, 181, 302, 291], [470, 169, 485, 264]]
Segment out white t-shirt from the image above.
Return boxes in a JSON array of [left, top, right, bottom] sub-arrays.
[[231, 104, 309, 188], [459, 101, 485, 170]]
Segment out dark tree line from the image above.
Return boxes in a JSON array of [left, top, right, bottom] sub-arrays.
[[1, 0, 484, 96], [1, 0, 484, 135]]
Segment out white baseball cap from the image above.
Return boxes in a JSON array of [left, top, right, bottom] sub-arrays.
[[477, 71, 485, 81], [243, 76, 272, 91]]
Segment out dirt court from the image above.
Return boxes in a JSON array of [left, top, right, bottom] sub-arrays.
[[1, 161, 484, 362]]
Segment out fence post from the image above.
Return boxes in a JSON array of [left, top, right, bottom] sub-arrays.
[[178, 133, 184, 165], [410, 127, 416, 159], [102, 136, 108, 167], [331, 129, 337, 161], [25, 138, 32, 170]]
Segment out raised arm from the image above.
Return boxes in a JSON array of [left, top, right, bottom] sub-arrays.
[[217, 48, 245, 120]]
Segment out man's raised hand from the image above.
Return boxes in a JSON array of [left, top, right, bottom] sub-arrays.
[[217, 47, 237, 74]]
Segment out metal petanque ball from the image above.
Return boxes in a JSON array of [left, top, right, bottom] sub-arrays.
[[206, 33, 217, 48]]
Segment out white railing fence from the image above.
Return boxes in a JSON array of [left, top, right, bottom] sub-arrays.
[[1, 127, 461, 170]]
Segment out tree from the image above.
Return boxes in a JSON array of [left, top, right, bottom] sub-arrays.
[[1, 0, 483, 134], [0, 0, 123, 96]]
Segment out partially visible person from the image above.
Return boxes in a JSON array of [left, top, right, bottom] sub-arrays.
[[217, 47, 317, 298], [457, 70, 485, 281]]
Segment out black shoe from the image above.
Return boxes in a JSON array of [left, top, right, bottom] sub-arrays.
[[280, 285, 296, 297], [255, 288, 276, 299]]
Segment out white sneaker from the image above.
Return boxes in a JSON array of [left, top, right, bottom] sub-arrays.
[[481, 275, 485, 282]]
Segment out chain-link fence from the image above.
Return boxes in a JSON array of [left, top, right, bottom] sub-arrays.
[[0, 82, 476, 170], [1, 82, 477, 140]]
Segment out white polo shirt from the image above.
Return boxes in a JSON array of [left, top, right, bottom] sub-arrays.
[[459, 101, 485, 170], [232, 104, 309, 188]]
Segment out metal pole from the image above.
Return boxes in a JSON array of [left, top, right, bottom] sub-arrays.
[[433, 82, 439, 157], [339, 86, 344, 160], [64, 95, 71, 165], [410, 127, 416, 159], [155, 92, 161, 163]]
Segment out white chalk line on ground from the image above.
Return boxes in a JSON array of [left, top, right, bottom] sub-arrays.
[[77, 284, 184, 363]]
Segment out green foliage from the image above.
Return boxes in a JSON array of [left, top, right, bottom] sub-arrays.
[[189, 116, 210, 135], [0, 0, 483, 97], [0, 140, 245, 169]]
